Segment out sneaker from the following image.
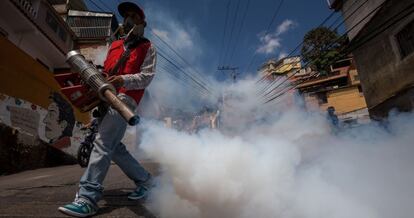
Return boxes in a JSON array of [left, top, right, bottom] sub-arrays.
[[127, 185, 149, 200], [58, 197, 97, 217]]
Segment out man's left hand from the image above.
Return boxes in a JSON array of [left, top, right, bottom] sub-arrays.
[[108, 76, 124, 88]]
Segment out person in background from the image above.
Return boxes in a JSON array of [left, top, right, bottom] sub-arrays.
[[327, 106, 340, 129]]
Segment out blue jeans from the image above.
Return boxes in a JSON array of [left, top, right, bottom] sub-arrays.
[[78, 94, 151, 205]]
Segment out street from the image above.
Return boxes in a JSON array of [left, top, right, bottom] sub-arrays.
[[0, 163, 158, 217]]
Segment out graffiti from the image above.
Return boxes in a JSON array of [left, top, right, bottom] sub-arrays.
[[0, 92, 86, 156]]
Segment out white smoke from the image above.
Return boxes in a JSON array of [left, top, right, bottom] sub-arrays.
[[136, 76, 414, 218]]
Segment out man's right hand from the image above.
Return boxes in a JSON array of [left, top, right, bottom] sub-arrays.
[[108, 76, 124, 89]]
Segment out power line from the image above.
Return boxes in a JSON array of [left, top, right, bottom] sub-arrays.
[[254, 10, 335, 96], [148, 28, 214, 91], [95, 0, 114, 12], [258, 0, 372, 99], [151, 38, 217, 99], [87, 0, 106, 11], [241, 0, 285, 75], [264, 2, 414, 104], [262, 2, 384, 102], [157, 51, 214, 96], [90, 0, 216, 98], [221, 0, 242, 65], [255, 0, 366, 91], [157, 63, 210, 98], [157, 62, 210, 98], [228, 0, 251, 65], [218, 1, 231, 69]]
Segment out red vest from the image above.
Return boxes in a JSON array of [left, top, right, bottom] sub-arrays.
[[103, 39, 151, 104]]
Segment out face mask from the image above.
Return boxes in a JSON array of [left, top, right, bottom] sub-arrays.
[[123, 17, 145, 37], [132, 23, 145, 37], [123, 16, 135, 34]]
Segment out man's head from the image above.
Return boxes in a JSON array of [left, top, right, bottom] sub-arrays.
[[118, 2, 146, 34], [327, 106, 336, 115], [43, 92, 75, 142]]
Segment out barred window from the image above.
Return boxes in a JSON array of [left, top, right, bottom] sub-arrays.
[[396, 20, 414, 59]]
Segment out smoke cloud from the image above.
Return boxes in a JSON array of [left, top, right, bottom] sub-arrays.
[[136, 76, 414, 218]]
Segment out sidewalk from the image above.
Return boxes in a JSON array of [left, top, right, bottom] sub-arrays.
[[0, 163, 158, 217]]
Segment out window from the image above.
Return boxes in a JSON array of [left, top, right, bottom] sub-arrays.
[[317, 92, 328, 104], [57, 27, 67, 42], [396, 20, 414, 59], [45, 11, 67, 42], [331, 59, 351, 69], [45, 11, 58, 32]]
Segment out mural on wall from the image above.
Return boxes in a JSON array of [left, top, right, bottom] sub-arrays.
[[43, 92, 76, 149], [0, 92, 86, 156], [0, 36, 91, 157]]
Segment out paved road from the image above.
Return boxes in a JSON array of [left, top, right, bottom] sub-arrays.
[[0, 163, 159, 217]]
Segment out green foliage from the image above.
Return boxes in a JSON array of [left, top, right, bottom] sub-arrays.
[[301, 27, 346, 73]]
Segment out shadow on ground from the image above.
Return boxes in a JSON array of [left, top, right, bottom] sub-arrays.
[[99, 188, 156, 218]]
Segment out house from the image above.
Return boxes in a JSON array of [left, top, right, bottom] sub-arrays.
[[329, 0, 414, 118], [296, 57, 370, 126]]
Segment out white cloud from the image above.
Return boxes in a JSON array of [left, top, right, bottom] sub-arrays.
[[256, 35, 281, 54], [256, 19, 297, 55], [145, 6, 202, 61], [152, 28, 168, 39], [278, 51, 288, 60], [276, 19, 296, 36]]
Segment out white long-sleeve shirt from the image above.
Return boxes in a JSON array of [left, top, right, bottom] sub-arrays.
[[120, 44, 157, 90]]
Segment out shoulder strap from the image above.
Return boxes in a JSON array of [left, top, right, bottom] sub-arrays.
[[109, 37, 150, 76]]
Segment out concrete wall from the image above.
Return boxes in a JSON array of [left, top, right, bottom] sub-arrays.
[[0, 123, 76, 175], [78, 43, 109, 66], [0, 0, 74, 69], [341, 0, 386, 40], [350, 0, 414, 118], [321, 86, 367, 114]]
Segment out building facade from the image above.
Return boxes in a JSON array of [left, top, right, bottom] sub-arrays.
[[296, 58, 370, 126], [0, 0, 118, 173], [330, 0, 414, 118]]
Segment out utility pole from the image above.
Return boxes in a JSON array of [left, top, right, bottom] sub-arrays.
[[217, 66, 239, 83], [217, 66, 239, 125]]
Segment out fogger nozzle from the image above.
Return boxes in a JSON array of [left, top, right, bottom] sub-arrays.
[[66, 50, 139, 126]]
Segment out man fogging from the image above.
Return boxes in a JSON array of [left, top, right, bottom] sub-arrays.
[[59, 2, 157, 217]]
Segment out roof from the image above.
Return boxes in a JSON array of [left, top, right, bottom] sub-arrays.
[[296, 71, 348, 89]]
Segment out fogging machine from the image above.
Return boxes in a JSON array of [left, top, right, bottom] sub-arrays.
[[54, 50, 139, 126]]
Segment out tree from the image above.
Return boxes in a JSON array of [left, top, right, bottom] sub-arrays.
[[301, 27, 346, 73]]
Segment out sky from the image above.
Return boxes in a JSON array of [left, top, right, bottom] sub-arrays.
[[85, 0, 340, 81]]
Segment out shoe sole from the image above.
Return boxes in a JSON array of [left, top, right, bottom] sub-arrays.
[[58, 206, 96, 217]]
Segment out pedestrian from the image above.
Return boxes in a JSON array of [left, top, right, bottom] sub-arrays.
[[58, 2, 157, 217], [327, 106, 339, 129]]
